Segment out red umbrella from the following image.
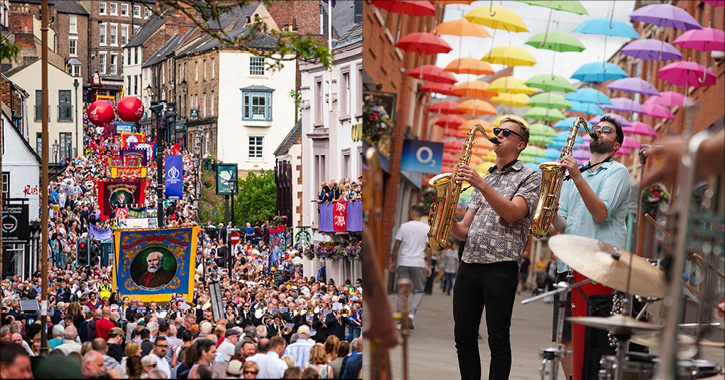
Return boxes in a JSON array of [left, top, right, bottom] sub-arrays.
[[434, 115, 466, 128], [642, 103, 676, 120], [408, 65, 457, 84], [371, 1, 436, 17], [658, 61, 716, 88], [397, 32, 453, 55], [428, 101, 464, 115], [421, 82, 455, 96]]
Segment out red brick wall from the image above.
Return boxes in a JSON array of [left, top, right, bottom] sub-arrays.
[[266, 0, 322, 35], [55, 12, 90, 83]]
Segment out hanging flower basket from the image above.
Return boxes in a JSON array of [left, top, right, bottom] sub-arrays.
[[306, 241, 362, 261], [641, 182, 670, 216], [363, 96, 393, 145]]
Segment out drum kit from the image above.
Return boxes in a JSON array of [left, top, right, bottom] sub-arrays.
[[522, 235, 723, 380]]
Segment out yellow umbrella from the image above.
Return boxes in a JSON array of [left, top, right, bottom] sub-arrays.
[[491, 93, 532, 108], [436, 19, 491, 39], [444, 58, 494, 76], [488, 77, 538, 95], [481, 46, 537, 67], [476, 162, 496, 173], [456, 99, 497, 116], [491, 114, 531, 129], [482, 151, 497, 162], [452, 81, 497, 99], [464, 6, 529, 33]]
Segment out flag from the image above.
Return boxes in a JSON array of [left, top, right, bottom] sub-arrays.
[[322, 0, 336, 7], [165, 155, 183, 199], [333, 201, 347, 232], [89, 224, 113, 241], [171, 143, 181, 155]]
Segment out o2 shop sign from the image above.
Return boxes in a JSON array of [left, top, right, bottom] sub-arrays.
[[400, 139, 443, 174]]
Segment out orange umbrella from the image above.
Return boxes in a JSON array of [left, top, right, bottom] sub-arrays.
[[456, 99, 497, 116], [436, 19, 491, 38], [452, 81, 497, 99], [474, 137, 495, 149], [444, 58, 494, 76], [457, 119, 494, 133]]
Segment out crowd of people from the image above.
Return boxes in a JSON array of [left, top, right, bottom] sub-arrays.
[[1, 118, 364, 378], [315, 179, 362, 204]]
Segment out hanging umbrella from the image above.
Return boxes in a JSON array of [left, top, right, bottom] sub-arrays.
[[529, 123, 558, 137], [481, 46, 538, 67], [565, 88, 613, 105], [474, 137, 495, 150], [659, 61, 716, 88], [571, 62, 628, 82], [525, 107, 565, 122], [420, 82, 455, 96], [649, 91, 687, 107], [456, 99, 497, 116], [621, 39, 683, 61], [529, 136, 554, 146], [571, 149, 591, 161], [615, 147, 631, 156], [444, 127, 468, 139], [521, 146, 547, 157], [464, 5, 529, 33], [553, 117, 580, 130], [452, 81, 497, 99], [607, 78, 660, 96], [519, 1, 588, 15], [569, 101, 604, 115], [525, 74, 576, 93], [572, 18, 641, 39], [436, 18, 492, 39], [629, 3, 702, 31], [491, 114, 531, 128], [457, 119, 494, 133], [491, 93, 531, 108], [543, 148, 562, 159], [408, 65, 458, 84], [556, 131, 584, 142], [702, 0, 725, 6], [673, 28, 725, 52], [434, 115, 466, 128], [602, 97, 647, 114], [527, 93, 571, 109], [621, 136, 642, 149], [371, 0, 436, 17], [428, 101, 464, 114], [396, 33, 453, 55], [628, 121, 658, 137], [525, 31, 586, 52], [488, 77, 538, 95], [642, 103, 676, 120], [444, 58, 494, 76], [589, 113, 632, 127]]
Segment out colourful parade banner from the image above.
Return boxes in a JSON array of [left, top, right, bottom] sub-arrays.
[[269, 226, 285, 250], [120, 133, 145, 148], [165, 155, 184, 199], [97, 180, 147, 220], [333, 201, 347, 232], [120, 148, 147, 166], [110, 167, 147, 179], [112, 226, 198, 303], [108, 156, 124, 167], [319, 201, 362, 232], [89, 224, 113, 241], [130, 142, 156, 162]]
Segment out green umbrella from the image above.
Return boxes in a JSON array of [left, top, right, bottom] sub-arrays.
[[525, 74, 576, 93], [525, 31, 586, 52], [525, 107, 566, 122], [521, 145, 547, 157], [518, 1, 588, 15], [527, 92, 572, 109], [529, 123, 558, 138], [520, 155, 539, 164], [528, 135, 554, 146]]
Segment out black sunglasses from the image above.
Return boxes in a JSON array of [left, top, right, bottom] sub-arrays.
[[493, 127, 524, 140], [592, 125, 614, 134]]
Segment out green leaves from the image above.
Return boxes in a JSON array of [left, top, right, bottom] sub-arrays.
[[233, 169, 277, 226], [0, 34, 20, 63]]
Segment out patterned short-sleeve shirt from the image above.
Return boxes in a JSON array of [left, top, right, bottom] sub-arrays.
[[462, 160, 541, 265]]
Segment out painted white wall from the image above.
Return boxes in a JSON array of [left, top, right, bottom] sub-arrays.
[[217, 51, 296, 171], [122, 46, 143, 97], [2, 113, 41, 220], [8, 60, 83, 160]]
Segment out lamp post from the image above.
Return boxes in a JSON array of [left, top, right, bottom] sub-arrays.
[[73, 79, 79, 157], [228, 178, 237, 229], [52, 140, 59, 171], [149, 102, 165, 227]]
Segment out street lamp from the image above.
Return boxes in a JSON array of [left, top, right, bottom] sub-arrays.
[[228, 178, 238, 228], [52, 140, 59, 168], [73, 79, 79, 157]]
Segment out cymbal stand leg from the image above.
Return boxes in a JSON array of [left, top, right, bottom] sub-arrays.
[[614, 334, 630, 380]]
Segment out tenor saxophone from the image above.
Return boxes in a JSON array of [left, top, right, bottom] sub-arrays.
[[427, 124, 495, 251], [531, 117, 595, 238]]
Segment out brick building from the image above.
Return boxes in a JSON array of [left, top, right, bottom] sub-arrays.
[[53, 1, 89, 83]]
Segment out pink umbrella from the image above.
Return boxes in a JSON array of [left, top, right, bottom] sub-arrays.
[[673, 28, 725, 52], [642, 103, 676, 119], [397, 32, 453, 55], [621, 136, 641, 149], [615, 147, 631, 156], [659, 61, 716, 88], [408, 65, 458, 84], [629, 121, 658, 137], [702, 0, 725, 6], [649, 91, 688, 107]]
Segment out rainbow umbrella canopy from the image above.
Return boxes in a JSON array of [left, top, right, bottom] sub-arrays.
[[621, 39, 683, 61], [659, 61, 716, 88], [436, 18, 491, 39], [490, 93, 531, 108], [565, 88, 613, 105], [674, 28, 725, 53], [529, 123, 557, 138], [396, 33, 453, 55], [628, 3, 703, 31], [572, 17, 640, 39], [607, 78, 660, 96], [569, 101, 604, 115]]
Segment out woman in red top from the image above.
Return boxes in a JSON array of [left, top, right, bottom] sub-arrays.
[[86, 292, 100, 310]]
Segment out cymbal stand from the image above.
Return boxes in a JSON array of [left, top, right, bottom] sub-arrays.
[[522, 278, 594, 380], [397, 278, 412, 380]]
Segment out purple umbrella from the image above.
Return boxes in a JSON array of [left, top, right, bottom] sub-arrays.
[[572, 149, 591, 161], [589, 113, 632, 127], [607, 78, 660, 96], [629, 4, 702, 30], [602, 97, 647, 114], [650, 91, 688, 107], [659, 61, 716, 88], [621, 39, 683, 61], [642, 103, 676, 120], [674, 28, 725, 52]]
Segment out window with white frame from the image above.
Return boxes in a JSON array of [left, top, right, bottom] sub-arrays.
[[109, 2, 117, 15], [248, 136, 264, 159], [99, 23, 107, 45], [121, 25, 129, 45], [58, 90, 72, 121], [69, 37, 77, 56], [121, 3, 128, 16], [145, 8, 151, 18], [99, 53, 107, 74], [340, 70, 350, 118], [242, 90, 273, 121], [211, 58, 215, 78], [203, 60, 206, 80], [314, 78, 322, 124], [210, 90, 214, 115], [134, 47, 138, 65], [69, 15, 77, 34], [250, 56, 265, 76], [99, 2, 107, 15], [110, 24, 117, 46], [110, 53, 118, 74], [133, 25, 140, 34], [195, 61, 198, 81], [162, 62, 165, 84], [73, 65, 81, 77], [2, 172, 8, 200], [133, 5, 140, 18]]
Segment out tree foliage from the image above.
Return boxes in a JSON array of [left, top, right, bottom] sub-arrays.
[[199, 167, 225, 225], [233, 169, 277, 227], [0, 34, 21, 63]]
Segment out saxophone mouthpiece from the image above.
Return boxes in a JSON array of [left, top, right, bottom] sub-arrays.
[[588, 133, 599, 141], [489, 137, 501, 145]]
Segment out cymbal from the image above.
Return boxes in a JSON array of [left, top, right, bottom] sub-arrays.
[[549, 235, 666, 298], [568, 315, 661, 336], [631, 332, 725, 348]]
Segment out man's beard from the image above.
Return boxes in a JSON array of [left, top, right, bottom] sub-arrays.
[[590, 138, 616, 154], [148, 265, 159, 273]]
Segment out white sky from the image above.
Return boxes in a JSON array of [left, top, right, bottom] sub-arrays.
[[436, 1, 637, 85]]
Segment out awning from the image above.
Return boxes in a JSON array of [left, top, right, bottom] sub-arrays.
[[67, 58, 81, 66]]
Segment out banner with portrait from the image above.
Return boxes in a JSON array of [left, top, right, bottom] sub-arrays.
[[97, 180, 147, 220], [269, 226, 285, 250], [110, 167, 147, 179], [120, 148, 147, 166], [130, 142, 156, 163], [120, 133, 145, 149], [112, 227, 199, 303]]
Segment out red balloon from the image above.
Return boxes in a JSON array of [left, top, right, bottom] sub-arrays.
[[87, 100, 115, 126], [117, 96, 144, 123]]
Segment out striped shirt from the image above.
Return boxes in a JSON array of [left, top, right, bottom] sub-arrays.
[[284, 338, 315, 368]]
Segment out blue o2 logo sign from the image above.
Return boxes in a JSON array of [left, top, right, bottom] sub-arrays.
[[400, 139, 443, 174]]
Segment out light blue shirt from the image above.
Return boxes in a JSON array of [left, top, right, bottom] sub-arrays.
[[557, 160, 631, 273], [284, 338, 315, 368]]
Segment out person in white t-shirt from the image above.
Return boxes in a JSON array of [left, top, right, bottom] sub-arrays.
[[388, 204, 431, 329]]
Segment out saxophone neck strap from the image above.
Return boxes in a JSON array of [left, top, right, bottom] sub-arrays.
[[564, 155, 614, 181]]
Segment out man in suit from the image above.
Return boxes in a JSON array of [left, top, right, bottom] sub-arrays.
[[135, 251, 175, 288]]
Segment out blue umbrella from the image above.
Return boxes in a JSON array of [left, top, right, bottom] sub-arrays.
[[555, 131, 583, 142], [569, 100, 605, 115], [543, 148, 561, 159], [572, 18, 641, 39], [525, 163, 542, 172], [565, 88, 613, 105], [536, 156, 552, 164], [571, 62, 628, 82], [552, 117, 580, 129]]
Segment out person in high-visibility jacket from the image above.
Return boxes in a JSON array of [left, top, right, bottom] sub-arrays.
[[99, 278, 112, 300]]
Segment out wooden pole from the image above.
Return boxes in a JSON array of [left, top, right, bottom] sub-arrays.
[[40, 0, 50, 355]]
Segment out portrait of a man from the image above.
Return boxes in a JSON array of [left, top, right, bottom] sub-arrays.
[[130, 250, 176, 289], [110, 189, 133, 209]]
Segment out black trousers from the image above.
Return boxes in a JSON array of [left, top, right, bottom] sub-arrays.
[[453, 261, 518, 380]]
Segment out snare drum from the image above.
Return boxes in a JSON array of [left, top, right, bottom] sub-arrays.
[[599, 352, 659, 380], [676, 359, 721, 379]]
